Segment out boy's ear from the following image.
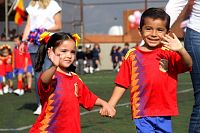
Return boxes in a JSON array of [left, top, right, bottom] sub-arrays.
[[138, 28, 142, 37]]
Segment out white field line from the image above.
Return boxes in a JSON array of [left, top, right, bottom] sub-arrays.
[[0, 88, 193, 132]]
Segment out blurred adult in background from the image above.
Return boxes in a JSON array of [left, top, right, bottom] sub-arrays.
[[121, 42, 129, 58], [166, 0, 200, 132], [110, 45, 118, 71], [92, 43, 101, 71], [76, 45, 85, 75], [20, 0, 62, 115], [84, 44, 94, 74]]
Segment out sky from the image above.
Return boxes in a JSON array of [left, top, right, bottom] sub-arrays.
[[18, 0, 168, 34]]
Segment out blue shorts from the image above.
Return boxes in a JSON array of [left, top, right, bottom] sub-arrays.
[[6, 72, 14, 80], [27, 65, 33, 73], [134, 116, 172, 133], [0, 76, 5, 82], [14, 68, 24, 75]]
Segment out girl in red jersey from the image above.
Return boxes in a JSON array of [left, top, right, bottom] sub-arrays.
[[1, 44, 14, 93], [0, 47, 6, 95], [29, 32, 115, 133]]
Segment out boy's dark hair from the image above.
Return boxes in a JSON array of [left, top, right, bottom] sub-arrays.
[[140, 8, 170, 31], [35, 32, 76, 72], [124, 42, 129, 46], [14, 34, 22, 41]]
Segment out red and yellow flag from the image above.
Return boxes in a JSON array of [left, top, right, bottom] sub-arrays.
[[14, 0, 25, 25]]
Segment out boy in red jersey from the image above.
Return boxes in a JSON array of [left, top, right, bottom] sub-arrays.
[[13, 35, 26, 96], [101, 8, 192, 132]]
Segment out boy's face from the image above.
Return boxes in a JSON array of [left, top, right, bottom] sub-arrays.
[[14, 38, 20, 45], [139, 17, 168, 49]]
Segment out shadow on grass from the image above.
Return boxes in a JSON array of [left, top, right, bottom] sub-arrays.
[[17, 103, 38, 111]]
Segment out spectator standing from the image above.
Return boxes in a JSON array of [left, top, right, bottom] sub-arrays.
[[166, 0, 200, 132], [20, 0, 62, 115], [92, 43, 101, 71], [76, 45, 85, 75], [84, 44, 94, 74], [110, 45, 118, 71], [116, 46, 123, 72], [122, 42, 130, 59]]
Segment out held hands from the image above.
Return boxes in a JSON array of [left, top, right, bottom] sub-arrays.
[[47, 47, 60, 67], [161, 33, 183, 52], [99, 102, 116, 118]]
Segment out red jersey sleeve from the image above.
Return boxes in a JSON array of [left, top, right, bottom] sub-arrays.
[[77, 78, 98, 111], [38, 74, 55, 105], [169, 51, 192, 74], [115, 50, 133, 89]]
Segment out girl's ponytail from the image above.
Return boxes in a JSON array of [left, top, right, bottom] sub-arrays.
[[34, 32, 52, 72]]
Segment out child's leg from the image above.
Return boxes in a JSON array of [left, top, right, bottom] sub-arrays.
[[6, 72, 14, 93], [26, 72, 32, 90], [26, 66, 33, 90], [17, 74, 23, 89], [0, 76, 4, 95], [13, 69, 24, 96], [134, 116, 172, 133]]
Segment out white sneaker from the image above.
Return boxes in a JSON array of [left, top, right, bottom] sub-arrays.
[[13, 89, 21, 95], [33, 105, 42, 115], [89, 67, 94, 74], [3, 85, 9, 94], [8, 88, 13, 93], [14, 89, 24, 96], [0, 90, 3, 95], [20, 90, 24, 96]]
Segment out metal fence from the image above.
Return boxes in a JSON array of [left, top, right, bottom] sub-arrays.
[[1, 0, 168, 40]]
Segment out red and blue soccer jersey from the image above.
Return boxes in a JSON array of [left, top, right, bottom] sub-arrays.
[[29, 71, 98, 133], [25, 45, 32, 66], [115, 47, 192, 119], [13, 46, 26, 69], [5, 55, 13, 73], [0, 57, 6, 76]]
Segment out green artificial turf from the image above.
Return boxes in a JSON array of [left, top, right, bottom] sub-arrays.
[[0, 71, 194, 133]]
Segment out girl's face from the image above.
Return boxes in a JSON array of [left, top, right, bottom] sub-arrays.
[[2, 48, 9, 57], [55, 39, 76, 69]]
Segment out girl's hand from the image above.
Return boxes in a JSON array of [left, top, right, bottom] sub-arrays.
[[99, 102, 116, 118], [47, 47, 60, 67], [161, 33, 183, 52]]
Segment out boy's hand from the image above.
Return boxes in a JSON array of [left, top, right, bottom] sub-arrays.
[[48, 47, 60, 67], [161, 33, 183, 52], [99, 102, 116, 118]]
